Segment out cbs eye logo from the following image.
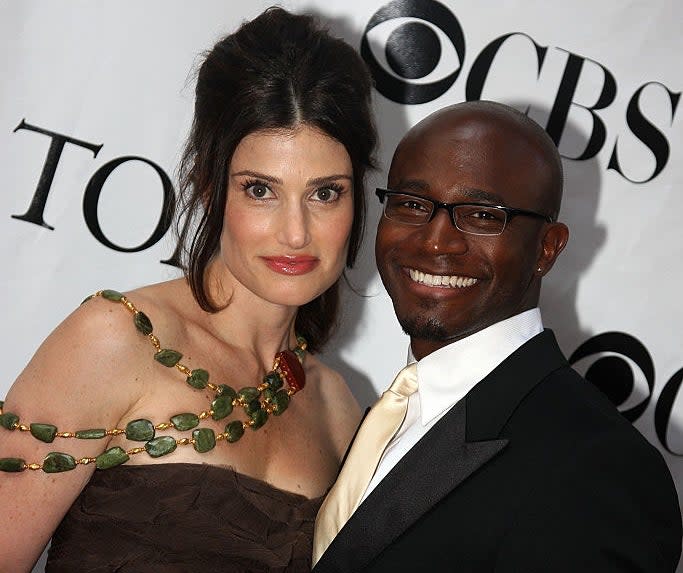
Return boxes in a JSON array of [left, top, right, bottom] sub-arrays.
[[568, 331, 683, 456], [360, 0, 465, 104], [569, 332, 654, 422]]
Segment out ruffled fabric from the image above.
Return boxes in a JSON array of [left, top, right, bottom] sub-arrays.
[[46, 464, 324, 572]]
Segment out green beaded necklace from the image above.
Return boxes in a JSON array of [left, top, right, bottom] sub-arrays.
[[0, 289, 307, 474]]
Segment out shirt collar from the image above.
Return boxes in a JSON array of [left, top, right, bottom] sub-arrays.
[[410, 308, 544, 426]]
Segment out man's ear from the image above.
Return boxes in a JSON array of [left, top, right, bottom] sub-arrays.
[[536, 222, 569, 275]]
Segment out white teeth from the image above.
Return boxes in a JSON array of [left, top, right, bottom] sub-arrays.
[[408, 269, 478, 288]]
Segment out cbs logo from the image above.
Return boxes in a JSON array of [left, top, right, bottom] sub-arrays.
[[360, 0, 465, 104], [361, 1, 680, 184], [570, 332, 683, 456]]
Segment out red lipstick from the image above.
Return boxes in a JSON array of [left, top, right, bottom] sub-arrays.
[[261, 256, 319, 275]]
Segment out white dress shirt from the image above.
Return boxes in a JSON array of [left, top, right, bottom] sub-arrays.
[[360, 308, 544, 503]]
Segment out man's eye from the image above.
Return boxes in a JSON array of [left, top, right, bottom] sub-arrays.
[[468, 208, 504, 221], [399, 200, 428, 212]]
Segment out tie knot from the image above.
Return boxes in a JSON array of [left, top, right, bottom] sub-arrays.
[[388, 362, 418, 398]]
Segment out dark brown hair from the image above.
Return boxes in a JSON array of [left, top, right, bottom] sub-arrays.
[[177, 7, 377, 353]]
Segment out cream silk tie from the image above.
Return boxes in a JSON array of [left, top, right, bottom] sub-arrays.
[[312, 363, 418, 565]]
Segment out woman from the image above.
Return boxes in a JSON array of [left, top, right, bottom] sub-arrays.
[[0, 7, 376, 572]]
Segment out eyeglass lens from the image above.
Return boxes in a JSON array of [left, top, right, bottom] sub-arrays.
[[384, 194, 507, 235]]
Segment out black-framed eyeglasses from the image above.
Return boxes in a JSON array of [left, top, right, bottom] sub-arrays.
[[375, 188, 554, 236]]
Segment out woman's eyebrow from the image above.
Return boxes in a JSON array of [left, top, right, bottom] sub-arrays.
[[308, 174, 353, 186], [230, 170, 282, 184]]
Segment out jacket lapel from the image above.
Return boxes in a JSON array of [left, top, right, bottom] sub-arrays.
[[313, 400, 507, 572]]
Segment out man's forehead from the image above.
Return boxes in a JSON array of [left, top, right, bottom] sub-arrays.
[[390, 119, 536, 179], [392, 106, 555, 177], [398, 108, 535, 157]]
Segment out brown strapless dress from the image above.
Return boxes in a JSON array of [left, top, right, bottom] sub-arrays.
[[46, 463, 324, 572]]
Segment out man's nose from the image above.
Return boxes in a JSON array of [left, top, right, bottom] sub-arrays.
[[419, 207, 468, 254]]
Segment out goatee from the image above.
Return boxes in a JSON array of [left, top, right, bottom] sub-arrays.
[[398, 314, 451, 342]]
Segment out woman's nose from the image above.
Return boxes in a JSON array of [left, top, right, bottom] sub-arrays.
[[277, 204, 311, 249]]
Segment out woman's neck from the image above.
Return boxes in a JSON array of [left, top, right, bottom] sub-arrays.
[[198, 265, 301, 368]]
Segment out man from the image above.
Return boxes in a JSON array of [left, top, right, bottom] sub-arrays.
[[313, 101, 682, 572]]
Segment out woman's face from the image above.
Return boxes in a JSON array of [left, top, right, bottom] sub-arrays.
[[218, 125, 354, 308]]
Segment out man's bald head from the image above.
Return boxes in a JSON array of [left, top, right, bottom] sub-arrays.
[[391, 100, 564, 219]]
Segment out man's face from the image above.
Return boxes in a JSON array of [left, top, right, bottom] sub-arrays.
[[375, 112, 564, 359]]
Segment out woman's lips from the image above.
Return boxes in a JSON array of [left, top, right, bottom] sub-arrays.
[[261, 256, 320, 275]]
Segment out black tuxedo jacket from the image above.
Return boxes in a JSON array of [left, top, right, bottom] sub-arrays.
[[314, 330, 681, 572]]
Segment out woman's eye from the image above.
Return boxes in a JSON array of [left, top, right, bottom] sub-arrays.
[[311, 186, 342, 202], [244, 181, 274, 199]]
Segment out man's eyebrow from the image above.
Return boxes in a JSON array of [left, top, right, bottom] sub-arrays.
[[459, 188, 506, 204], [390, 179, 429, 192], [391, 180, 506, 204]]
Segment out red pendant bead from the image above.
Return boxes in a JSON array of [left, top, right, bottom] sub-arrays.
[[277, 349, 305, 392]]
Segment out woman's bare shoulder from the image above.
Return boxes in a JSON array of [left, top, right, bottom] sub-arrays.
[[122, 279, 198, 339], [5, 290, 159, 423], [308, 357, 357, 403], [306, 356, 362, 451]]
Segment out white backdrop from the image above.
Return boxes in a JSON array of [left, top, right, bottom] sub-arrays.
[[1, 1, 681, 570]]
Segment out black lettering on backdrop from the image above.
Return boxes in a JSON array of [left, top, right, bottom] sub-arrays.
[[465, 32, 547, 111], [545, 51, 617, 160], [363, 1, 679, 181], [655, 368, 683, 456], [12, 119, 102, 229], [608, 82, 681, 184], [159, 213, 191, 269], [11, 122, 177, 260], [83, 156, 175, 253]]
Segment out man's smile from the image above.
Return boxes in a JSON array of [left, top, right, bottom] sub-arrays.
[[407, 268, 479, 288]]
